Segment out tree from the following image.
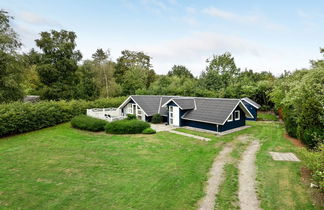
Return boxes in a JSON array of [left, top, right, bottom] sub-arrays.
[[115, 50, 156, 94], [76, 60, 99, 100], [35, 30, 82, 100], [0, 10, 24, 102], [92, 49, 110, 97], [167, 65, 193, 78], [200, 52, 240, 91]]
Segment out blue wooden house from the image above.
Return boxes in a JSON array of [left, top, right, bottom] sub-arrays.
[[241, 97, 261, 121], [118, 95, 254, 133]]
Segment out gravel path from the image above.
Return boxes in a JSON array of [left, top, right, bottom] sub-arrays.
[[238, 140, 261, 210], [197, 144, 233, 210]]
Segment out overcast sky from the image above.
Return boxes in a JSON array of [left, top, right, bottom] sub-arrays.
[[2, 0, 324, 76]]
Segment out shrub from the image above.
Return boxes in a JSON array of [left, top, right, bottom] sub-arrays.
[[142, 127, 156, 134], [127, 114, 136, 120], [298, 144, 324, 191], [151, 114, 163, 124], [105, 119, 150, 134], [0, 97, 126, 137], [71, 115, 107, 131]]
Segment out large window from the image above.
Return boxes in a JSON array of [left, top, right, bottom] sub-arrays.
[[234, 110, 240, 120]]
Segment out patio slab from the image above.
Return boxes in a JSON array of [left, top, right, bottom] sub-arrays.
[[269, 152, 300, 162]]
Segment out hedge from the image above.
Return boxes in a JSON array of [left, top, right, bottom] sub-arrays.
[[105, 119, 150, 134], [0, 97, 126, 137], [142, 127, 156, 134], [151, 114, 163, 124], [71, 115, 107, 132]]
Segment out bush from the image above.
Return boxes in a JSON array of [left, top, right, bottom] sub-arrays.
[[0, 97, 126, 137], [142, 127, 156, 134], [298, 144, 324, 191], [105, 119, 150, 134], [151, 114, 163, 124], [127, 114, 136, 120], [71, 115, 107, 131]]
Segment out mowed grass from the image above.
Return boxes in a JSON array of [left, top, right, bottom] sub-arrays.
[[177, 122, 318, 210], [258, 112, 278, 121], [0, 123, 220, 210]]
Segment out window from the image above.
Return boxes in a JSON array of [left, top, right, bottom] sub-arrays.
[[235, 110, 240, 120], [169, 106, 174, 125], [228, 113, 233, 122]]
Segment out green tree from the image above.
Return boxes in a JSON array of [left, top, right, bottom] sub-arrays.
[[0, 10, 24, 102], [200, 52, 240, 91], [76, 60, 99, 100], [167, 65, 193, 78], [35, 30, 82, 100], [115, 50, 156, 94]]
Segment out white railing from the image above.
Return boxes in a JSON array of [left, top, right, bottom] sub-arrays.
[[86, 108, 125, 122]]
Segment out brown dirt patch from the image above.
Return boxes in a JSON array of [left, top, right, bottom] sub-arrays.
[[283, 133, 305, 148]]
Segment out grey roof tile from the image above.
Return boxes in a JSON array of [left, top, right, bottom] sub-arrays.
[[173, 98, 195, 110]]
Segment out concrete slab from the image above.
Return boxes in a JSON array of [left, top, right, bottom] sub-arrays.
[[269, 152, 300, 162], [169, 130, 211, 141], [181, 125, 251, 136]]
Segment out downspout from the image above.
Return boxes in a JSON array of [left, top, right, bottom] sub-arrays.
[[216, 125, 219, 133]]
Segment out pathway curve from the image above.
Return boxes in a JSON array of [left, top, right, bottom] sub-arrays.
[[238, 140, 261, 210], [197, 144, 233, 210]]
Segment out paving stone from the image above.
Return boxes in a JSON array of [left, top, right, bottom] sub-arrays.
[[269, 152, 300, 162]]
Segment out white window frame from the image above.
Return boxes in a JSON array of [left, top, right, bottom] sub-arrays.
[[169, 106, 174, 125], [228, 113, 233, 122], [234, 110, 240, 120]]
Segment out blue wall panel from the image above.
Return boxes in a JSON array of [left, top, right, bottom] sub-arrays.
[[182, 120, 217, 131], [219, 106, 246, 132]]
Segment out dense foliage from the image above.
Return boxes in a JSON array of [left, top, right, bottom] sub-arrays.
[[0, 10, 24, 102], [105, 119, 150, 134], [0, 97, 125, 137], [151, 114, 163, 124], [298, 145, 324, 191], [270, 58, 324, 148], [126, 114, 137, 120], [71, 115, 107, 131], [142, 127, 156, 134]]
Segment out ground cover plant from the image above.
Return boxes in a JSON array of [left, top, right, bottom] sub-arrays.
[[142, 127, 156, 134], [71, 115, 107, 131]]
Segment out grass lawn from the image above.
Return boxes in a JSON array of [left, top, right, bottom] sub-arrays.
[[258, 112, 278, 121], [0, 123, 220, 209], [0, 121, 319, 209], [177, 122, 318, 210]]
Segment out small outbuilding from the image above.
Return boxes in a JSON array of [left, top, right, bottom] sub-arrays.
[[241, 97, 261, 121]]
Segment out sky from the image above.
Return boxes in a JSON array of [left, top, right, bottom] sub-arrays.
[[2, 0, 324, 76]]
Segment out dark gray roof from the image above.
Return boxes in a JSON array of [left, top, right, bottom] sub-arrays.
[[182, 98, 240, 124], [124, 95, 250, 124], [173, 98, 195, 110], [241, 97, 261, 109], [131, 95, 162, 116]]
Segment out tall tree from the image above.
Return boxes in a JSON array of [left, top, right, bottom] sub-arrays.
[[76, 60, 99, 100], [35, 30, 82, 100], [167, 65, 194, 78], [115, 50, 155, 94], [0, 10, 24, 102], [92, 48, 110, 97], [200, 52, 240, 90]]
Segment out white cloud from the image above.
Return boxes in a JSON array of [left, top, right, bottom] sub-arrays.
[[186, 7, 196, 14], [128, 31, 313, 76], [19, 11, 61, 27], [203, 7, 286, 32]]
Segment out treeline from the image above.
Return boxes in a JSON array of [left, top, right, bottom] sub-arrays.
[[0, 10, 323, 148], [1, 10, 274, 109]]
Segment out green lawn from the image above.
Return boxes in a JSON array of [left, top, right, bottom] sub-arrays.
[[0, 123, 220, 209], [177, 122, 318, 210], [258, 112, 278, 121], [0, 121, 319, 209]]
